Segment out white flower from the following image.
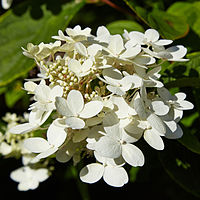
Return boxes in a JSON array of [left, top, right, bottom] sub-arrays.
[[105, 34, 141, 61], [94, 123, 144, 167], [134, 91, 166, 135], [24, 81, 38, 94], [74, 42, 102, 58], [98, 68, 139, 96], [157, 87, 194, 122], [9, 109, 51, 134], [95, 26, 111, 43], [52, 30, 73, 42], [10, 166, 49, 191], [22, 41, 61, 61], [0, 142, 12, 155], [143, 45, 188, 62], [124, 29, 172, 48], [30, 80, 63, 112], [56, 139, 85, 164], [55, 90, 103, 129], [133, 65, 164, 88], [1, 0, 12, 9], [66, 25, 91, 38], [80, 152, 128, 187], [68, 58, 93, 78], [138, 120, 165, 150], [23, 120, 67, 160], [110, 95, 137, 119], [161, 114, 183, 139]]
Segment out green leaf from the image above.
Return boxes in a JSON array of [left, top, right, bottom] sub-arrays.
[[181, 112, 199, 127], [186, 52, 200, 68], [178, 123, 200, 155], [148, 9, 189, 40], [123, 0, 149, 26], [167, 2, 194, 25], [106, 20, 144, 35], [167, 2, 200, 38], [5, 80, 26, 108], [165, 77, 200, 89], [159, 141, 200, 198], [0, 0, 84, 87]]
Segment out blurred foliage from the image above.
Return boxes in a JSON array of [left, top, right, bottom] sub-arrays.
[[0, 0, 200, 199], [0, 0, 84, 87]]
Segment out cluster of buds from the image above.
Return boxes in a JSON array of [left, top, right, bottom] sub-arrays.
[[5, 25, 193, 189]]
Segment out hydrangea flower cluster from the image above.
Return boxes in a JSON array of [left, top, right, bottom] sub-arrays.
[[3, 25, 194, 189]]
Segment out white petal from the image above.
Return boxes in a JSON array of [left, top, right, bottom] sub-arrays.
[[29, 110, 51, 126], [34, 84, 51, 103], [120, 45, 141, 59], [0, 142, 12, 155], [129, 31, 144, 44], [23, 138, 51, 153], [123, 74, 142, 89], [103, 166, 128, 187], [124, 121, 144, 142], [55, 97, 73, 117], [172, 109, 183, 122], [145, 29, 159, 43], [24, 81, 37, 93], [95, 136, 121, 158], [103, 68, 123, 82], [121, 128, 138, 143], [50, 85, 63, 100], [9, 123, 37, 134], [157, 87, 172, 101], [134, 98, 147, 120], [178, 100, 194, 110], [151, 100, 169, 116], [163, 117, 177, 132], [34, 168, 49, 182], [67, 90, 84, 115], [111, 96, 137, 119], [36, 147, 58, 159], [47, 122, 67, 147], [1, 0, 13, 9], [108, 35, 124, 55], [174, 92, 186, 101], [82, 59, 93, 72], [10, 167, 28, 182], [167, 45, 187, 61], [79, 101, 103, 119], [75, 42, 87, 57], [87, 44, 102, 56], [107, 85, 125, 96], [65, 117, 85, 129], [147, 113, 166, 135], [93, 151, 106, 164], [134, 55, 156, 66], [122, 143, 144, 167], [164, 122, 183, 139], [96, 26, 110, 41], [104, 123, 122, 140], [18, 180, 38, 191], [103, 111, 119, 127], [56, 148, 72, 163], [154, 39, 173, 46], [144, 129, 164, 150], [68, 59, 82, 74], [80, 163, 104, 184]]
